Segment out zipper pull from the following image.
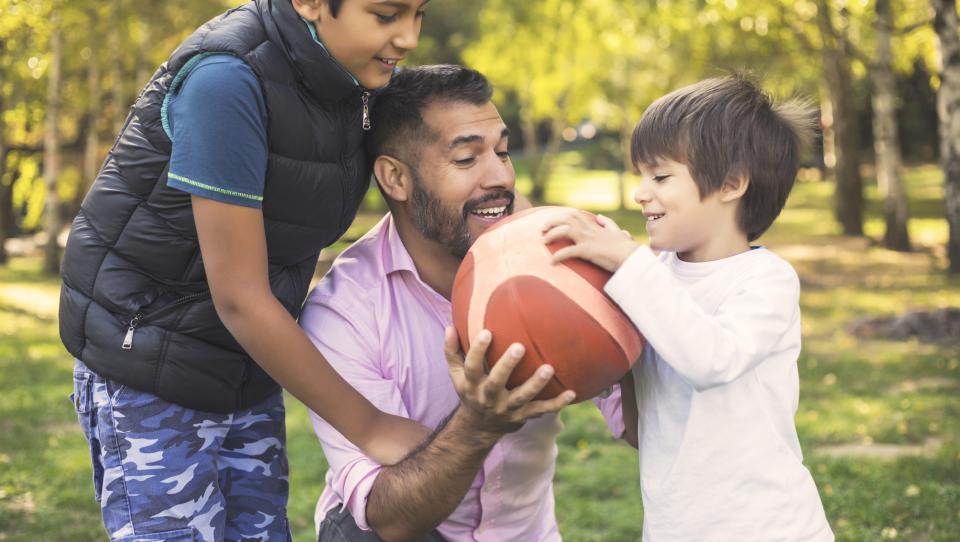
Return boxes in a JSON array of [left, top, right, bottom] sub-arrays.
[[361, 91, 371, 131], [122, 313, 142, 350]]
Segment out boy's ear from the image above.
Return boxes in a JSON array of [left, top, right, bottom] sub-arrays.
[[720, 171, 750, 203], [373, 156, 413, 203], [291, 0, 325, 22]]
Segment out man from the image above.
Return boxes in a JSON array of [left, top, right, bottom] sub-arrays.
[[300, 65, 625, 542]]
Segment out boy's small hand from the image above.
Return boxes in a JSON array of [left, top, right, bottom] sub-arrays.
[[542, 211, 638, 272]]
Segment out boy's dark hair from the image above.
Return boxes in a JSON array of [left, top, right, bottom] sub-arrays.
[[631, 75, 815, 241], [367, 64, 493, 167], [327, 0, 343, 16]]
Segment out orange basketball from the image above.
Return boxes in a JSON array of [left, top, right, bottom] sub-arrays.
[[451, 206, 644, 402]]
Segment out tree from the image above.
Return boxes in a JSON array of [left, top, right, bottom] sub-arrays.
[[817, 0, 866, 236], [932, 0, 960, 273], [872, 0, 911, 251], [42, 9, 62, 275], [465, 0, 620, 203]]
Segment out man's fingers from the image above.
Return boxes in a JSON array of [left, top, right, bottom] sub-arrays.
[[505, 364, 555, 408], [486, 343, 525, 389], [462, 329, 492, 384], [517, 390, 576, 419]]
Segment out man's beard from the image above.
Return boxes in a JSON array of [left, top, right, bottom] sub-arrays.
[[409, 167, 514, 259]]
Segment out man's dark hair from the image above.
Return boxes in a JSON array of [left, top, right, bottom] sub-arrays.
[[367, 64, 493, 166], [631, 75, 815, 241]]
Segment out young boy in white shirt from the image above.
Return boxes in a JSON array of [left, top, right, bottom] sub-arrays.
[[542, 75, 834, 541]]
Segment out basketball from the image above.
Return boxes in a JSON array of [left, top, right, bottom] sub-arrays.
[[451, 206, 644, 402]]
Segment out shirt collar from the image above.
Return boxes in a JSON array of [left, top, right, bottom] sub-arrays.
[[382, 214, 419, 276]]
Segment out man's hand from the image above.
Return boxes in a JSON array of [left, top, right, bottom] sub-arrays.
[[541, 210, 639, 272], [444, 327, 575, 436]]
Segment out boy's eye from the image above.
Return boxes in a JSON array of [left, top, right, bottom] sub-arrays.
[[416, 9, 426, 19], [453, 157, 476, 166], [652, 174, 670, 183], [496, 150, 511, 160], [375, 12, 398, 23]]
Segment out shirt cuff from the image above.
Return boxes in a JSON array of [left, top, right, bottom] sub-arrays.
[[339, 460, 384, 531]]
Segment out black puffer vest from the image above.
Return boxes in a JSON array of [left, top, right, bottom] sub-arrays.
[[59, 0, 371, 413]]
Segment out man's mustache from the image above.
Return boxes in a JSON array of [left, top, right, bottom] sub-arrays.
[[462, 191, 516, 217]]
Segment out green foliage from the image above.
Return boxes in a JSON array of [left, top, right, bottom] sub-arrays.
[[2, 164, 958, 541]]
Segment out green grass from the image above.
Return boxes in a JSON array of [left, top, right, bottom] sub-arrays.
[[2, 164, 958, 541]]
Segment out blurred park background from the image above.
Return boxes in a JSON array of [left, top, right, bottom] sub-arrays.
[[1, 0, 959, 540]]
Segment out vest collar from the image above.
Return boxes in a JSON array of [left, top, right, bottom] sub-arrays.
[[264, 0, 361, 103]]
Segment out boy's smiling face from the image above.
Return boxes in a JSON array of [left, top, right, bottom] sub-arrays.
[[634, 158, 746, 262], [295, 0, 428, 89]]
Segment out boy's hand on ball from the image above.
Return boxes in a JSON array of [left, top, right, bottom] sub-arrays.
[[542, 211, 638, 272], [444, 327, 576, 436]]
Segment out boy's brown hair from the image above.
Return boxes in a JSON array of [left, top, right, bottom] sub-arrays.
[[631, 75, 815, 241]]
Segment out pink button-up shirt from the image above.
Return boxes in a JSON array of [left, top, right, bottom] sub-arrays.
[[301, 214, 624, 542]]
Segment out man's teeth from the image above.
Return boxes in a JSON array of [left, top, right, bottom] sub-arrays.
[[648, 214, 664, 221], [472, 206, 507, 217]]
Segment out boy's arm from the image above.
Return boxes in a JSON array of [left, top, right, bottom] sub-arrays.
[[193, 197, 429, 464], [605, 246, 801, 391]]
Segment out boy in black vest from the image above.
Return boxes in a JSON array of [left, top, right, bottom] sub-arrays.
[[60, 1, 429, 540]]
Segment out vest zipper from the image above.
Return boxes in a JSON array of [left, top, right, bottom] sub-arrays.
[[122, 290, 211, 350], [361, 91, 371, 131]]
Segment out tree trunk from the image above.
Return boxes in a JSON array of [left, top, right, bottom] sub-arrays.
[[619, 113, 635, 210], [520, 114, 545, 204], [818, 0, 864, 236], [0, 39, 6, 265], [43, 13, 63, 275], [80, 22, 102, 211], [872, 0, 911, 251], [109, 2, 128, 132], [933, 0, 960, 273]]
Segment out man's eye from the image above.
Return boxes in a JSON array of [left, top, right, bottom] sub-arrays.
[[453, 157, 476, 166]]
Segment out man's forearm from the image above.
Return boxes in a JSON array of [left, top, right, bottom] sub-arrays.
[[366, 406, 501, 542]]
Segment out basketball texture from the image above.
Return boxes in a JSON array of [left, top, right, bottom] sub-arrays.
[[451, 206, 644, 402]]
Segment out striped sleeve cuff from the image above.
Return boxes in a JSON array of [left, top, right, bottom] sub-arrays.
[[167, 172, 263, 209]]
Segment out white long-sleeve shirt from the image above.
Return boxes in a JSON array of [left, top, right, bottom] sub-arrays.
[[605, 246, 833, 542]]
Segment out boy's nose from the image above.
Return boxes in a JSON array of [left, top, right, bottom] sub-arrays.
[[393, 19, 420, 51], [633, 185, 652, 205]]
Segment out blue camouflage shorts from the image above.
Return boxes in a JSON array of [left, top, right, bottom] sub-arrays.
[[71, 359, 292, 542]]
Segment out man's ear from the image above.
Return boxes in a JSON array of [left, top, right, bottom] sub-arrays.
[[720, 171, 750, 203], [291, 0, 325, 22], [373, 156, 413, 203]]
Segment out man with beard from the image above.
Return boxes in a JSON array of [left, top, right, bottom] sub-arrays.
[[300, 65, 626, 542]]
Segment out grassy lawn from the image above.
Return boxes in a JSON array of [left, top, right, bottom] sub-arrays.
[[1, 164, 958, 541]]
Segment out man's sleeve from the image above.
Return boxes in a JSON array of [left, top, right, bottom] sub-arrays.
[[166, 55, 268, 208], [593, 384, 625, 439], [299, 292, 409, 531]]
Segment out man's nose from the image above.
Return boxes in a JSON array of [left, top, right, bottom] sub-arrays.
[[480, 157, 515, 191]]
